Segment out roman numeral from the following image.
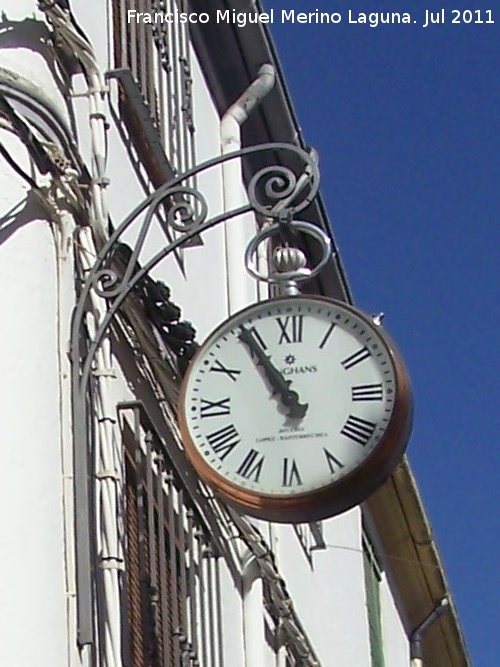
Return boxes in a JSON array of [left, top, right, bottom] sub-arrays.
[[351, 383, 383, 402], [323, 448, 345, 474], [341, 415, 376, 446], [341, 346, 371, 370], [236, 449, 265, 482], [200, 397, 231, 418], [276, 315, 303, 344], [282, 458, 303, 487], [206, 424, 240, 460], [247, 326, 267, 350], [319, 322, 336, 349], [210, 359, 241, 381]]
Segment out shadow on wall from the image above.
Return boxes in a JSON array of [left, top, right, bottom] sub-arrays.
[[0, 190, 49, 245], [0, 12, 78, 131]]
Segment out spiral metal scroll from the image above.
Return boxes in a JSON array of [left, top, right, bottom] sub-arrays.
[[90, 186, 208, 300], [247, 154, 319, 218]]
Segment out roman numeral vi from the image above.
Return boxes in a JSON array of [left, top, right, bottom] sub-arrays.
[[282, 458, 303, 487]]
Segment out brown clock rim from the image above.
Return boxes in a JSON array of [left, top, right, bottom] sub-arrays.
[[178, 296, 413, 523]]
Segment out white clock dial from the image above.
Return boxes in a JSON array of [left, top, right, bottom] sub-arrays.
[[179, 296, 412, 521]]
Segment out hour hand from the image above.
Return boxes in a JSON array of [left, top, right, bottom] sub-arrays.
[[238, 325, 308, 419]]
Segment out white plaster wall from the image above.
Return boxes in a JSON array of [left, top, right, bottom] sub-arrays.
[[218, 558, 245, 666], [0, 1, 69, 122], [271, 508, 372, 665], [362, 506, 412, 665], [0, 133, 69, 665], [380, 572, 410, 665], [0, 2, 81, 660], [34, 4, 254, 664]]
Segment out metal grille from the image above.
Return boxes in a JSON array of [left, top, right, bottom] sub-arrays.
[[123, 423, 224, 667], [114, 0, 196, 177]]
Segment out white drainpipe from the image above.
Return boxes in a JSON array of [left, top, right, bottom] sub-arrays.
[[220, 65, 275, 665], [220, 64, 275, 314], [241, 549, 266, 667], [410, 598, 449, 667]]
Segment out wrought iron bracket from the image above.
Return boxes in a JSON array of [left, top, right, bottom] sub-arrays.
[[70, 142, 324, 646]]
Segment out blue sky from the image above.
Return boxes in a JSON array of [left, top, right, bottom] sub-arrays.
[[263, 1, 499, 664]]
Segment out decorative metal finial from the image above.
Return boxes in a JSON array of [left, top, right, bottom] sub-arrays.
[[372, 312, 385, 326], [272, 246, 308, 295], [244, 220, 332, 295], [273, 246, 307, 273]]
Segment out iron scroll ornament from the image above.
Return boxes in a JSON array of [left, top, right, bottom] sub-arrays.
[[72, 142, 319, 419], [70, 142, 320, 645]]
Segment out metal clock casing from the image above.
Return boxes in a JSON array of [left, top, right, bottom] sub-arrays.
[[178, 296, 412, 522]]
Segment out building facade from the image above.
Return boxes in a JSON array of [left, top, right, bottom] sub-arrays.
[[0, 2, 470, 666]]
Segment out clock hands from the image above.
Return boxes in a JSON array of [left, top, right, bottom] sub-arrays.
[[238, 325, 309, 419]]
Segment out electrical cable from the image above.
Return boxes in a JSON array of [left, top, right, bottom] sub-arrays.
[[38, 0, 110, 236], [0, 81, 87, 178], [0, 94, 58, 176]]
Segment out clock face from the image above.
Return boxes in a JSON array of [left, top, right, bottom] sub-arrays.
[[179, 296, 412, 522]]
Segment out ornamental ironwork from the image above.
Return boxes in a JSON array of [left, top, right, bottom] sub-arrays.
[[70, 142, 325, 645]]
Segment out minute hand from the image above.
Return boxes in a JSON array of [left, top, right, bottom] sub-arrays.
[[239, 325, 308, 419]]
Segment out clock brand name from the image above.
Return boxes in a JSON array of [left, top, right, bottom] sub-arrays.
[[281, 364, 318, 376]]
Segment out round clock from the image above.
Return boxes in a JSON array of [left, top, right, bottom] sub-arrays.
[[178, 296, 412, 522]]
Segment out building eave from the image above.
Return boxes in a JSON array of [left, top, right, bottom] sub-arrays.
[[188, 0, 351, 303], [366, 459, 471, 666]]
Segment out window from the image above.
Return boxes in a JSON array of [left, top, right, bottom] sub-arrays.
[[363, 535, 385, 667], [111, 0, 202, 269], [113, 0, 196, 177], [121, 419, 224, 666]]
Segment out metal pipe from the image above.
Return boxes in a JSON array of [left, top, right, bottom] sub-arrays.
[[221, 64, 275, 130], [157, 455, 169, 667], [214, 557, 225, 667], [167, 473, 181, 665], [241, 550, 266, 667], [410, 597, 449, 666], [206, 549, 217, 666], [276, 645, 287, 667], [220, 64, 275, 314], [177, 489, 189, 662], [187, 511, 198, 660], [198, 531, 209, 664]]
